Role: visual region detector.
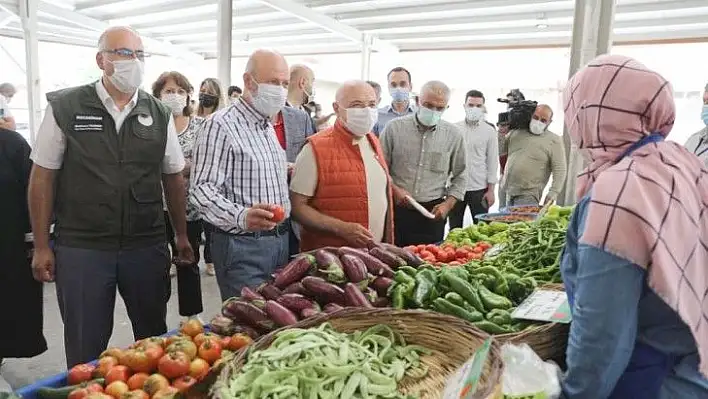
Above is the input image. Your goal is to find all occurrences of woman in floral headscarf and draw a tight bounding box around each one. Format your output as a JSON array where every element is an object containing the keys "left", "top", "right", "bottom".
[{"left": 559, "top": 54, "right": 708, "bottom": 398}]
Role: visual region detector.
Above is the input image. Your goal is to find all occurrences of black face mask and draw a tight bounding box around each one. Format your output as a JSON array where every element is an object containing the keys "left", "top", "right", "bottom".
[{"left": 199, "top": 93, "right": 217, "bottom": 108}]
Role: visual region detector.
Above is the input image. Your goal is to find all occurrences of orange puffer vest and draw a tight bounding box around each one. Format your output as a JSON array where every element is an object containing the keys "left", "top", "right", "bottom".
[{"left": 299, "top": 122, "right": 394, "bottom": 252}]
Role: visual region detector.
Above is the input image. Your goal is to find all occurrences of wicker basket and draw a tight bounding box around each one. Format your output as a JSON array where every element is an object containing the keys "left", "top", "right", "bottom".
[
  {"left": 211, "top": 308, "right": 504, "bottom": 399},
  {"left": 496, "top": 283, "right": 569, "bottom": 362}
]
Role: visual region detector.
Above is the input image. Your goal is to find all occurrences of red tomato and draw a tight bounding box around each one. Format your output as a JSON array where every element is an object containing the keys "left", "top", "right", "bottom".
[
  {"left": 179, "top": 319, "right": 204, "bottom": 338},
  {"left": 422, "top": 255, "right": 436, "bottom": 263},
  {"left": 166, "top": 340, "right": 198, "bottom": 361},
  {"left": 120, "top": 390, "right": 149, "bottom": 399},
  {"left": 142, "top": 374, "right": 169, "bottom": 397},
  {"left": 68, "top": 364, "right": 96, "bottom": 385},
  {"left": 105, "top": 381, "right": 130, "bottom": 399},
  {"left": 470, "top": 253, "right": 482, "bottom": 260},
  {"left": 271, "top": 205, "right": 285, "bottom": 222},
  {"left": 415, "top": 244, "right": 426, "bottom": 251},
  {"left": 94, "top": 356, "right": 119, "bottom": 378},
  {"left": 228, "top": 333, "right": 253, "bottom": 351},
  {"left": 193, "top": 332, "right": 220, "bottom": 347},
  {"left": 126, "top": 373, "right": 150, "bottom": 391},
  {"left": 120, "top": 348, "right": 152, "bottom": 374},
  {"left": 157, "top": 352, "right": 190, "bottom": 379},
  {"left": 188, "top": 358, "right": 210, "bottom": 381},
  {"left": 172, "top": 375, "right": 198, "bottom": 392},
  {"left": 198, "top": 340, "right": 223, "bottom": 365},
  {"left": 105, "top": 365, "right": 132, "bottom": 385},
  {"left": 455, "top": 248, "right": 469, "bottom": 258}
]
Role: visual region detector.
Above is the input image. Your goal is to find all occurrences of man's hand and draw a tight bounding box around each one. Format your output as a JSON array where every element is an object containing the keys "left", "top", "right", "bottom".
[
  {"left": 245, "top": 204, "right": 280, "bottom": 231},
  {"left": 431, "top": 201, "right": 454, "bottom": 220},
  {"left": 174, "top": 234, "right": 195, "bottom": 266},
  {"left": 484, "top": 189, "right": 496, "bottom": 208},
  {"left": 32, "top": 247, "right": 55, "bottom": 282},
  {"left": 337, "top": 222, "right": 374, "bottom": 248},
  {"left": 392, "top": 185, "right": 412, "bottom": 207}
]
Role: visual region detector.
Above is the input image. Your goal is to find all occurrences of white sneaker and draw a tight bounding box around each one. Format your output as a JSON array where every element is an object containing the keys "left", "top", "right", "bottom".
[
  {"left": 205, "top": 263, "right": 215, "bottom": 276},
  {"left": 186, "top": 315, "right": 204, "bottom": 324},
  {"left": 170, "top": 264, "right": 177, "bottom": 277}
]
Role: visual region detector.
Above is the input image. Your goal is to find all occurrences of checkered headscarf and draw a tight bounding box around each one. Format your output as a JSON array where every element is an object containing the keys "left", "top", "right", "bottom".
[{"left": 564, "top": 54, "right": 708, "bottom": 377}]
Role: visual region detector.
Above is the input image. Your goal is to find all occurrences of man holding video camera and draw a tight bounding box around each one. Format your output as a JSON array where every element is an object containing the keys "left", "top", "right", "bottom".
[{"left": 500, "top": 101, "right": 566, "bottom": 206}]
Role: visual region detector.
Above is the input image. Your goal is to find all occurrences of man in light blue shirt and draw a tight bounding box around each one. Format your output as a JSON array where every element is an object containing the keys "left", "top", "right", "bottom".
[{"left": 372, "top": 67, "right": 415, "bottom": 136}]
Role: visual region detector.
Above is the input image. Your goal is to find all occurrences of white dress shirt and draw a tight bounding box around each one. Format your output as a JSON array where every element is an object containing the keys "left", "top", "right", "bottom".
[
  {"left": 455, "top": 119, "right": 499, "bottom": 191},
  {"left": 30, "top": 80, "right": 184, "bottom": 173}
]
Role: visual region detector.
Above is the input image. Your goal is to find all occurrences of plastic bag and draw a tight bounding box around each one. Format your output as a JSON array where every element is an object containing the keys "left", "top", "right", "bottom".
[{"left": 501, "top": 343, "right": 561, "bottom": 399}]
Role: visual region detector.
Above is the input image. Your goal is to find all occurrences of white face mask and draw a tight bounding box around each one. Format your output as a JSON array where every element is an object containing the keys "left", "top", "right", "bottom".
[
  {"left": 465, "top": 106, "right": 484, "bottom": 122},
  {"left": 252, "top": 82, "right": 287, "bottom": 117},
  {"left": 344, "top": 107, "right": 378, "bottom": 136},
  {"left": 161, "top": 93, "right": 187, "bottom": 115},
  {"left": 529, "top": 119, "right": 547, "bottom": 135},
  {"left": 107, "top": 59, "right": 144, "bottom": 94}
]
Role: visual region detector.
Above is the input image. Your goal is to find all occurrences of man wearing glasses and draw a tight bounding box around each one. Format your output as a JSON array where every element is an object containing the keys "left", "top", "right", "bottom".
[{"left": 28, "top": 26, "right": 193, "bottom": 367}]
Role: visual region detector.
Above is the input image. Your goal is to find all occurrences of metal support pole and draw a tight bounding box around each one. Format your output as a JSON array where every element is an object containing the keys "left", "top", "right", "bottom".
[
  {"left": 558, "top": 0, "right": 616, "bottom": 205},
  {"left": 217, "top": 0, "right": 233, "bottom": 88},
  {"left": 360, "top": 33, "right": 372, "bottom": 81},
  {"left": 20, "top": 0, "right": 41, "bottom": 145}
]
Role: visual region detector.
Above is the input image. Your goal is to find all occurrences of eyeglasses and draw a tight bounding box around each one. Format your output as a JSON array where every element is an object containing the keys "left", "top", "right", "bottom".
[{"left": 102, "top": 48, "right": 150, "bottom": 61}]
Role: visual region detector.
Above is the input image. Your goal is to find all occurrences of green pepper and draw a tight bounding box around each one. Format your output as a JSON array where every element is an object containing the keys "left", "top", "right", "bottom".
[
  {"left": 486, "top": 309, "right": 512, "bottom": 325},
  {"left": 391, "top": 285, "right": 406, "bottom": 309},
  {"left": 399, "top": 266, "right": 418, "bottom": 277},
  {"left": 446, "top": 266, "right": 470, "bottom": 281},
  {"left": 441, "top": 272, "right": 483, "bottom": 311},
  {"left": 413, "top": 270, "right": 435, "bottom": 307},
  {"left": 444, "top": 292, "right": 466, "bottom": 307},
  {"left": 473, "top": 320, "right": 511, "bottom": 335},
  {"left": 427, "top": 285, "right": 440, "bottom": 305},
  {"left": 432, "top": 298, "right": 484, "bottom": 323},
  {"left": 394, "top": 270, "right": 416, "bottom": 285},
  {"left": 477, "top": 284, "right": 513, "bottom": 310}
]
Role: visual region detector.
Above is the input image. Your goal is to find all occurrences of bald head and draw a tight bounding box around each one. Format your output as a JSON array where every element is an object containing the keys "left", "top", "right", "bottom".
[
  {"left": 287, "top": 64, "right": 315, "bottom": 107},
  {"left": 533, "top": 104, "right": 554, "bottom": 125},
  {"left": 243, "top": 49, "right": 289, "bottom": 98},
  {"left": 95, "top": 26, "right": 144, "bottom": 94},
  {"left": 334, "top": 80, "right": 377, "bottom": 125},
  {"left": 97, "top": 26, "right": 142, "bottom": 52},
  {"left": 0, "top": 82, "right": 16, "bottom": 99}
]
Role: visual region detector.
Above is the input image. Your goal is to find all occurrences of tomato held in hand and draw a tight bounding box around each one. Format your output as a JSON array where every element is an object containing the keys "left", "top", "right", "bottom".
[
  {"left": 271, "top": 205, "right": 285, "bottom": 223},
  {"left": 68, "top": 364, "right": 96, "bottom": 385}
]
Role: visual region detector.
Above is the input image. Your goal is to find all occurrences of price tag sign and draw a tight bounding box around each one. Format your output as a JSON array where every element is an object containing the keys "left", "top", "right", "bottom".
[
  {"left": 511, "top": 290, "right": 571, "bottom": 324},
  {"left": 443, "top": 338, "right": 492, "bottom": 399}
]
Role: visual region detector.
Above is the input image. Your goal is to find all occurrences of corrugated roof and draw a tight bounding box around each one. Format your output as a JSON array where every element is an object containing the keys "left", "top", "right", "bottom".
[{"left": 0, "top": 0, "right": 707, "bottom": 61}]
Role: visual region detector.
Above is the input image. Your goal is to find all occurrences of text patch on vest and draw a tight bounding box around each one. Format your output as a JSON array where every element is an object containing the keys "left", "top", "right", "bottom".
[{"left": 73, "top": 114, "right": 104, "bottom": 132}]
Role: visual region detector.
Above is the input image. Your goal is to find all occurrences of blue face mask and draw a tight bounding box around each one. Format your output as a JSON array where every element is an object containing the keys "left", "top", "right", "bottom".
[
  {"left": 702, "top": 104, "right": 708, "bottom": 126},
  {"left": 418, "top": 106, "right": 443, "bottom": 127},
  {"left": 389, "top": 87, "right": 409, "bottom": 103}
]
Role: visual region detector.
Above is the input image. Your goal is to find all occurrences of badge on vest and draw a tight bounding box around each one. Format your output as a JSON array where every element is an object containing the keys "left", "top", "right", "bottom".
[
  {"left": 138, "top": 114, "right": 153, "bottom": 127},
  {"left": 74, "top": 114, "right": 104, "bottom": 131}
]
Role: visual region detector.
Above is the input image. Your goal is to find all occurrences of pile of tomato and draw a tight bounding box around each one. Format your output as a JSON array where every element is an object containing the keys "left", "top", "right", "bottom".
[
  {"left": 63, "top": 319, "right": 252, "bottom": 399},
  {"left": 404, "top": 242, "right": 492, "bottom": 266}
]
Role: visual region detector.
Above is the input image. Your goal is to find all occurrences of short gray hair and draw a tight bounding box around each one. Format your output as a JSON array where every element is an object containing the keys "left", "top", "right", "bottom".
[
  {"left": 97, "top": 26, "right": 139, "bottom": 50},
  {"left": 420, "top": 80, "right": 451, "bottom": 102}
]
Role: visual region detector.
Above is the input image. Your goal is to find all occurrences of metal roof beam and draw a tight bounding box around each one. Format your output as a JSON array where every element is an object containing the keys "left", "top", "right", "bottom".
[
  {"left": 88, "top": 0, "right": 217, "bottom": 20},
  {"left": 34, "top": 0, "right": 203, "bottom": 63},
  {"left": 255, "top": 0, "right": 398, "bottom": 53},
  {"left": 74, "top": 0, "right": 125, "bottom": 11}
]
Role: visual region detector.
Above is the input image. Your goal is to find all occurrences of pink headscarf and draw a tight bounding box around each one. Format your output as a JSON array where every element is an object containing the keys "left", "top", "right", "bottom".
[{"left": 563, "top": 54, "right": 708, "bottom": 377}]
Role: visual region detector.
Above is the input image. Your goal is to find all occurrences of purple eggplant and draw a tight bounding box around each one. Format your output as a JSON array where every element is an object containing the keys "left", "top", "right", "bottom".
[
  {"left": 277, "top": 293, "right": 319, "bottom": 313},
  {"left": 314, "top": 249, "right": 346, "bottom": 283},
  {"left": 230, "top": 324, "right": 261, "bottom": 339},
  {"left": 221, "top": 297, "right": 242, "bottom": 320},
  {"left": 371, "top": 276, "right": 394, "bottom": 297},
  {"left": 373, "top": 297, "right": 391, "bottom": 308},
  {"left": 324, "top": 303, "right": 344, "bottom": 313},
  {"left": 369, "top": 247, "right": 407, "bottom": 268},
  {"left": 264, "top": 300, "right": 299, "bottom": 327},
  {"left": 273, "top": 254, "right": 315, "bottom": 288},
  {"left": 241, "top": 286, "right": 264, "bottom": 302},
  {"left": 229, "top": 300, "right": 276, "bottom": 331},
  {"left": 283, "top": 282, "right": 309, "bottom": 295},
  {"left": 302, "top": 276, "right": 346, "bottom": 305},
  {"left": 338, "top": 247, "right": 394, "bottom": 277},
  {"left": 209, "top": 315, "right": 236, "bottom": 336},
  {"left": 380, "top": 243, "right": 424, "bottom": 266},
  {"left": 257, "top": 283, "right": 283, "bottom": 300},
  {"left": 344, "top": 282, "right": 373, "bottom": 308},
  {"left": 300, "top": 308, "right": 321, "bottom": 319},
  {"left": 340, "top": 254, "right": 368, "bottom": 284}
]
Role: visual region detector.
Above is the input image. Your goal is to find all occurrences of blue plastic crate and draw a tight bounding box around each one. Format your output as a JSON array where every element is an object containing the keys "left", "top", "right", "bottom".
[{"left": 474, "top": 212, "right": 538, "bottom": 223}]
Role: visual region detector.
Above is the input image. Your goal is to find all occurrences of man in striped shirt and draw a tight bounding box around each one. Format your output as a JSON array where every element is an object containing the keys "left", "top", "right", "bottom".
[{"left": 190, "top": 49, "right": 291, "bottom": 301}]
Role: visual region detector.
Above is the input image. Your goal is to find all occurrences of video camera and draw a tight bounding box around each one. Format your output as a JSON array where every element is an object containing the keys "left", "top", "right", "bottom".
[{"left": 496, "top": 89, "right": 538, "bottom": 130}]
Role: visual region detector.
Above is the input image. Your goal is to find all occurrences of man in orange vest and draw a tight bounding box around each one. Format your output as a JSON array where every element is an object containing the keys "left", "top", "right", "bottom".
[{"left": 289, "top": 80, "right": 394, "bottom": 252}]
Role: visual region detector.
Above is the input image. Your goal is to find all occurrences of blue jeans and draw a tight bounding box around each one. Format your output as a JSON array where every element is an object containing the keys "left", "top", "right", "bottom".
[{"left": 211, "top": 231, "right": 289, "bottom": 301}]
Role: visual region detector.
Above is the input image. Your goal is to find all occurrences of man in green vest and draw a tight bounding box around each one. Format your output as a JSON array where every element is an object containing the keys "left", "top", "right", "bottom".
[{"left": 27, "top": 26, "right": 194, "bottom": 367}]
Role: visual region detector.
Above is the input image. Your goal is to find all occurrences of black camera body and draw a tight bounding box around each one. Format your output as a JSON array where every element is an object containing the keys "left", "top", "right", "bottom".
[{"left": 497, "top": 89, "right": 537, "bottom": 130}]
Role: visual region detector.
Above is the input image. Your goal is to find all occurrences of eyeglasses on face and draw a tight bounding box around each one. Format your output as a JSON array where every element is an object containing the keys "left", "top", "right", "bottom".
[{"left": 102, "top": 48, "right": 149, "bottom": 61}]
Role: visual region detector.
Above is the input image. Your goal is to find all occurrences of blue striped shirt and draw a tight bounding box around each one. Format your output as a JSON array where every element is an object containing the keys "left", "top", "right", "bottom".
[{"left": 189, "top": 98, "right": 290, "bottom": 233}]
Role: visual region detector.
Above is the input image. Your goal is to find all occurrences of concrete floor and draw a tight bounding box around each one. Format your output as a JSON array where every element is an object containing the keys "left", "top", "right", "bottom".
[{"left": 1, "top": 263, "right": 223, "bottom": 390}]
